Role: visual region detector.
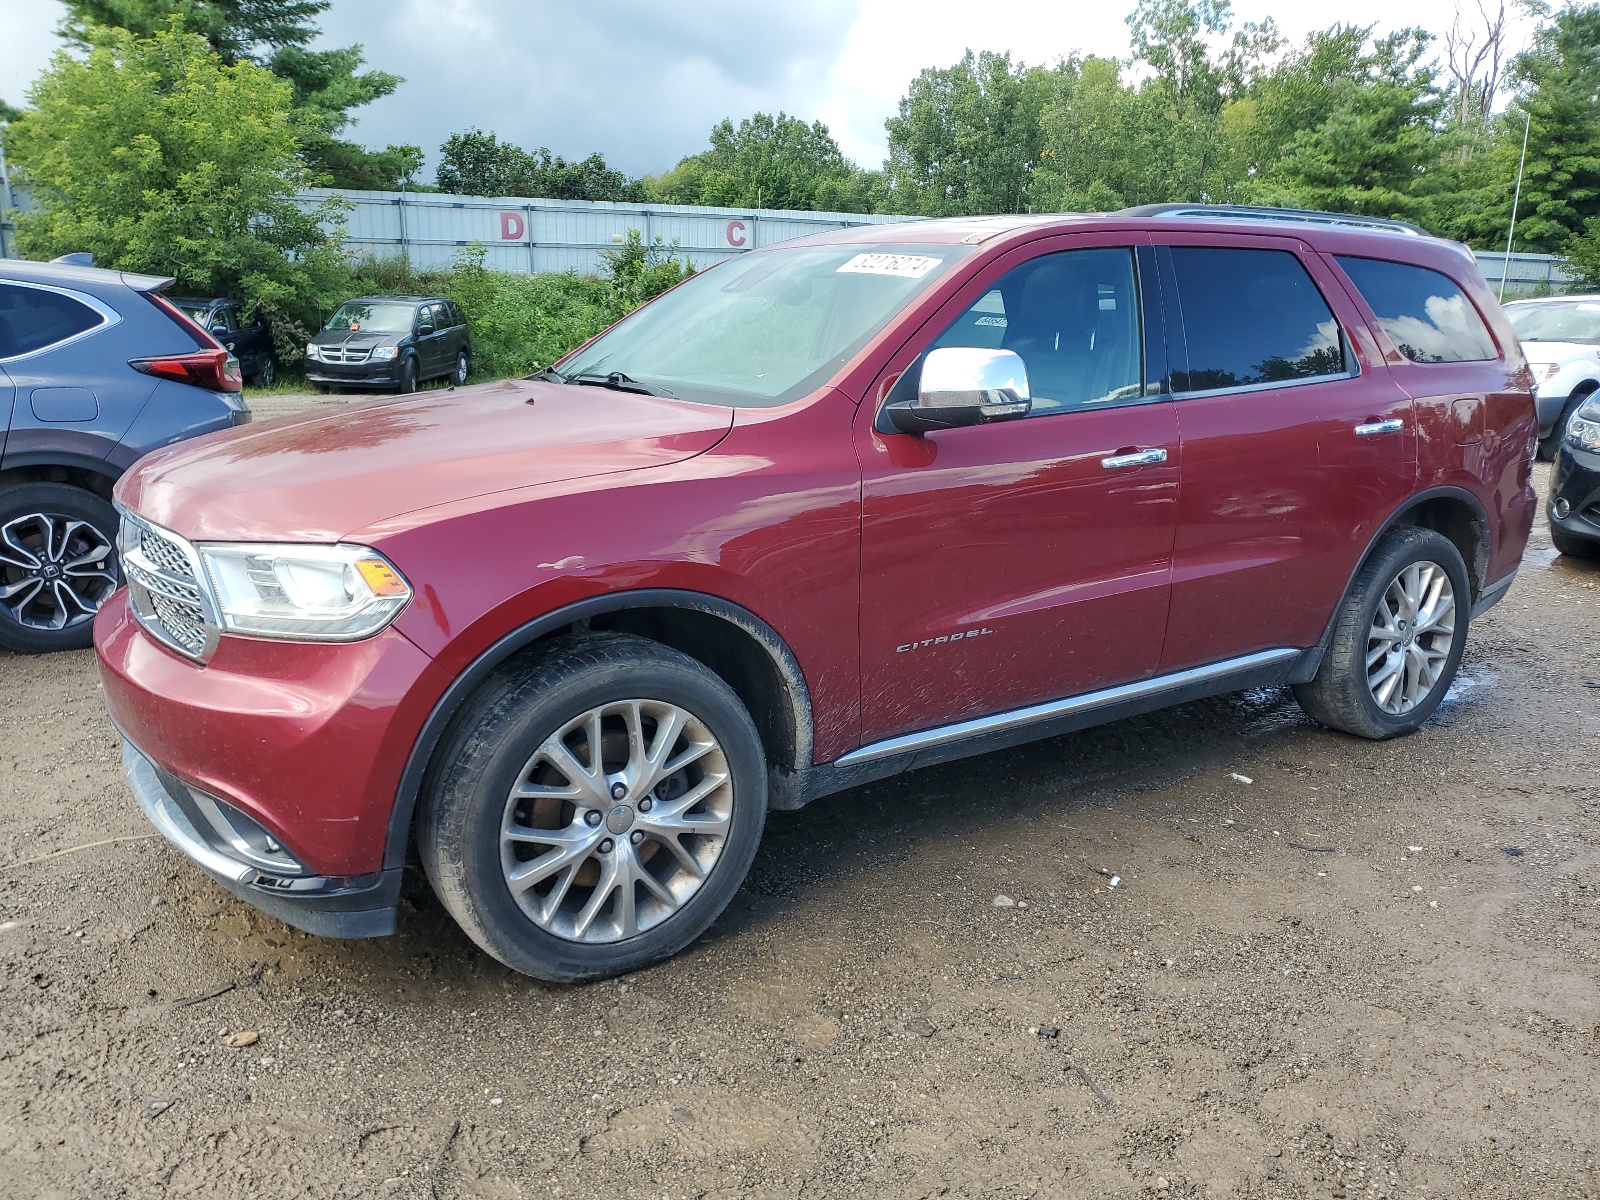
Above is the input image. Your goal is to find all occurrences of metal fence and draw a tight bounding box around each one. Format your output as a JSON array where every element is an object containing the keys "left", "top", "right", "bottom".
[
  {"left": 295, "top": 188, "right": 921, "bottom": 274},
  {"left": 295, "top": 189, "right": 1583, "bottom": 298},
  {"left": 1472, "top": 250, "right": 1578, "bottom": 297}
]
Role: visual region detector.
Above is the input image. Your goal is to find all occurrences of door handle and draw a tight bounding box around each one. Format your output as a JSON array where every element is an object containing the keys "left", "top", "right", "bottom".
[
  {"left": 1354, "top": 418, "right": 1404, "bottom": 437},
  {"left": 1101, "top": 448, "right": 1168, "bottom": 470}
]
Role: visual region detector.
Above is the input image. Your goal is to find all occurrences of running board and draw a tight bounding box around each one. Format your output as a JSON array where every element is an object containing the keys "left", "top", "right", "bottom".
[{"left": 791, "top": 648, "right": 1303, "bottom": 808}]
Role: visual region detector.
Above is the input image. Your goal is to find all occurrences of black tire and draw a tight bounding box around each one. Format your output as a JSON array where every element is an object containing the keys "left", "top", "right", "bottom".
[
  {"left": 452, "top": 350, "right": 469, "bottom": 387},
  {"left": 1293, "top": 526, "right": 1471, "bottom": 740},
  {"left": 1551, "top": 525, "right": 1600, "bottom": 558},
  {"left": 0, "top": 483, "right": 121, "bottom": 655},
  {"left": 1538, "top": 392, "right": 1588, "bottom": 461},
  {"left": 417, "top": 632, "right": 768, "bottom": 982},
  {"left": 254, "top": 357, "right": 277, "bottom": 388},
  {"left": 399, "top": 355, "right": 419, "bottom": 394}
]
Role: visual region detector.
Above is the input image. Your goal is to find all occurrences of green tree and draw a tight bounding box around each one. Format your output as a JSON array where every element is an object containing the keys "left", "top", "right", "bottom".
[
  {"left": 9, "top": 23, "right": 347, "bottom": 359},
  {"left": 885, "top": 50, "right": 1054, "bottom": 216},
  {"left": 58, "top": 0, "right": 419, "bottom": 190},
  {"left": 647, "top": 112, "right": 882, "bottom": 212},
  {"left": 1250, "top": 30, "right": 1446, "bottom": 221},
  {"left": 436, "top": 129, "right": 643, "bottom": 201},
  {"left": 1499, "top": 3, "right": 1600, "bottom": 254}
]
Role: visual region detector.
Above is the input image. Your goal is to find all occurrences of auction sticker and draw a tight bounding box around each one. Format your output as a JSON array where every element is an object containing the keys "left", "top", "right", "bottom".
[{"left": 837, "top": 253, "right": 942, "bottom": 278}]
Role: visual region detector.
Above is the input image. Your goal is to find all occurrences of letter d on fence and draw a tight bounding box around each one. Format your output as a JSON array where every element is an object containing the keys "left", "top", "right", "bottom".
[{"left": 500, "top": 211, "right": 525, "bottom": 240}]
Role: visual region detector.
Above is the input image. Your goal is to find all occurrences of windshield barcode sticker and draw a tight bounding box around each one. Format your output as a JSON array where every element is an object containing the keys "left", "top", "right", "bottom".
[{"left": 837, "top": 253, "right": 942, "bottom": 278}]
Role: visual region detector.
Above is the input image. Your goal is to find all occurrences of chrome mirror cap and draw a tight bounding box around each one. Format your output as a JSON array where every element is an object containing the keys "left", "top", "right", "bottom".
[{"left": 886, "top": 346, "right": 1032, "bottom": 434}]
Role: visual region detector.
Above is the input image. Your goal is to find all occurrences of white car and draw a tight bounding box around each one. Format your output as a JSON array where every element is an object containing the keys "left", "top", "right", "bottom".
[{"left": 1503, "top": 296, "right": 1600, "bottom": 459}]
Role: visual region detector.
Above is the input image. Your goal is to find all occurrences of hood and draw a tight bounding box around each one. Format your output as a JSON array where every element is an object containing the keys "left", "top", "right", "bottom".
[
  {"left": 312, "top": 328, "right": 405, "bottom": 347},
  {"left": 118, "top": 378, "right": 734, "bottom": 542},
  {"left": 1519, "top": 339, "right": 1599, "bottom": 363}
]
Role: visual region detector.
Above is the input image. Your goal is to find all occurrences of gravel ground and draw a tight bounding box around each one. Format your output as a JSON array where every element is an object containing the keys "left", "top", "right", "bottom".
[{"left": 1, "top": 448, "right": 1597, "bottom": 1199}]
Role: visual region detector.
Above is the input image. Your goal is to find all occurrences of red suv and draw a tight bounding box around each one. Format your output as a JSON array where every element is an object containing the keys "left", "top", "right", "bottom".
[{"left": 97, "top": 206, "right": 1537, "bottom": 981}]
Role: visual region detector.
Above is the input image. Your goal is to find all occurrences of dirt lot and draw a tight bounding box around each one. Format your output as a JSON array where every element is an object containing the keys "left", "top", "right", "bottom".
[{"left": 2, "top": 450, "right": 1597, "bottom": 1199}]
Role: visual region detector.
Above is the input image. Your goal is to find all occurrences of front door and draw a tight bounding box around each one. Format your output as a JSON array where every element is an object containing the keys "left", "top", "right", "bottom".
[
  {"left": 856, "top": 237, "right": 1181, "bottom": 744},
  {"left": 1150, "top": 237, "right": 1417, "bottom": 670}
]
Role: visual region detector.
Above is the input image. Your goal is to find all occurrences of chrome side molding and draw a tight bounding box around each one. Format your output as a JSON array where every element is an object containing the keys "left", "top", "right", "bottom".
[{"left": 836, "top": 648, "right": 1301, "bottom": 768}]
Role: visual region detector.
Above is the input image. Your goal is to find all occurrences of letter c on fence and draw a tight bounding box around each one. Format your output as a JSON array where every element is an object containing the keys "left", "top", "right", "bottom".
[
  {"left": 725, "top": 220, "right": 747, "bottom": 248},
  {"left": 500, "top": 211, "right": 525, "bottom": 241}
]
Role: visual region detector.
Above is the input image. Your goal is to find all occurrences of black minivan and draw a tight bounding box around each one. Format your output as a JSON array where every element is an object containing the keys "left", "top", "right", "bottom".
[{"left": 305, "top": 296, "right": 470, "bottom": 393}]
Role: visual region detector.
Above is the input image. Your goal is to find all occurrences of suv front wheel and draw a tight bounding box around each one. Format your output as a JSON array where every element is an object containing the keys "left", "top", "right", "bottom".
[
  {"left": 418, "top": 633, "right": 767, "bottom": 982},
  {"left": 1294, "top": 526, "right": 1470, "bottom": 739},
  {"left": 0, "top": 482, "right": 121, "bottom": 654}
]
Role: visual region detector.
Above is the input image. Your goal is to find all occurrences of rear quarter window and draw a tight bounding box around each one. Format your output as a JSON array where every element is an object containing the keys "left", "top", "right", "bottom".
[
  {"left": 1335, "top": 256, "right": 1497, "bottom": 363},
  {"left": 0, "top": 283, "right": 105, "bottom": 358}
]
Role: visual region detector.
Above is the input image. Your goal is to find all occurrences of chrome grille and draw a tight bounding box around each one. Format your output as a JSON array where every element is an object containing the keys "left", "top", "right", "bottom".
[
  {"left": 140, "top": 528, "right": 194, "bottom": 578},
  {"left": 122, "top": 516, "right": 214, "bottom": 659},
  {"left": 318, "top": 346, "right": 371, "bottom": 364}
]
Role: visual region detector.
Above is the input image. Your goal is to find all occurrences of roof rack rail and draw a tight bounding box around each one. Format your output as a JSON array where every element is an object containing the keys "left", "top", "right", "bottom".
[{"left": 1120, "top": 203, "right": 1427, "bottom": 237}]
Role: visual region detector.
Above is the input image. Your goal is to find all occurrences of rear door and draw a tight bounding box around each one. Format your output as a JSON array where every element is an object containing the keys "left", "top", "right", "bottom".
[{"left": 1151, "top": 235, "right": 1416, "bottom": 669}]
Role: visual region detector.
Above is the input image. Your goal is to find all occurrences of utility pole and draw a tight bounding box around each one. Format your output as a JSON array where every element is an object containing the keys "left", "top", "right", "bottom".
[{"left": 1499, "top": 107, "right": 1532, "bottom": 302}]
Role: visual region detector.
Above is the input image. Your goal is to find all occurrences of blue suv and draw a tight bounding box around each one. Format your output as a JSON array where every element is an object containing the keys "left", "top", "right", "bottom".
[{"left": 0, "top": 258, "right": 251, "bottom": 653}]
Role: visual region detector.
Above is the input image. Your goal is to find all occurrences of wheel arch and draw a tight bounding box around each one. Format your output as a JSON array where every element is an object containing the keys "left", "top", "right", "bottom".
[
  {"left": 0, "top": 455, "right": 121, "bottom": 503},
  {"left": 1290, "top": 486, "right": 1490, "bottom": 685},
  {"left": 385, "top": 589, "right": 815, "bottom": 870}
]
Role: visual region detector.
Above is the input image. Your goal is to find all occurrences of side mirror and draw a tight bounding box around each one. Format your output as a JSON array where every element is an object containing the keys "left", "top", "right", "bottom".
[
  {"left": 416, "top": 323, "right": 434, "bottom": 336},
  {"left": 884, "top": 346, "right": 1031, "bottom": 435}
]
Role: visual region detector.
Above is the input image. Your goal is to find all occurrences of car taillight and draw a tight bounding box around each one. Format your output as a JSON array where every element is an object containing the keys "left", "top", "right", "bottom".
[{"left": 129, "top": 348, "right": 243, "bottom": 392}]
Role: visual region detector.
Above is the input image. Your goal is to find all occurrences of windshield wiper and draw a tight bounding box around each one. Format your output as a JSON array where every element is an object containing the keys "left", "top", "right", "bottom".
[{"left": 564, "top": 371, "right": 675, "bottom": 398}]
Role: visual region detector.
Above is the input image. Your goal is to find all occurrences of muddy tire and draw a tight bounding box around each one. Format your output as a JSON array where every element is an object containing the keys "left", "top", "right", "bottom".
[
  {"left": 417, "top": 633, "right": 767, "bottom": 982},
  {"left": 1293, "top": 527, "right": 1470, "bottom": 740}
]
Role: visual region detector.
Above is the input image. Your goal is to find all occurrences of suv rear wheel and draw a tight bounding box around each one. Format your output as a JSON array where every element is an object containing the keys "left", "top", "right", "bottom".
[
  {"left": 418, "top": 633, "right": 767, "bottom": 982},
  {"left": 1294, "top": 527, "right": 1470, "bottom": 739},
  {"left": 0, "top": 482, "right": 121, "bottom": 654}
]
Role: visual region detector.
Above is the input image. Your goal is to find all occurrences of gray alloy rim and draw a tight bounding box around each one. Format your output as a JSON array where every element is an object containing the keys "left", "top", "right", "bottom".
[
  {"left": 455, "top": 352, "right": 468, "bottom": 384},
  {"left": 260, "top": 358, "right": 276, "bottom": 386},
  {"left": 500, "top": 699, "right": 733, "bottom": 944},
  {"left": 1366, "top": 560, "right": 1456, "bottom": 715},
  {"left": 0, "top": 512, "right": 118, "bottom": 631}
]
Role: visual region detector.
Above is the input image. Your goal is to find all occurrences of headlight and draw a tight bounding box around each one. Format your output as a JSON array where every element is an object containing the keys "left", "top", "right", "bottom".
[
  {"left": 370, "top": 345, "right": 398, "bottom": 361},
  {"left": 197, "top": 543, "right": 412, "bottom": 641},
  {"left": 305, "top": 343, "right": 321, "bottom": 361},
  {"left": 1567, "top": 394, "right": 1600, "bottom": 454}
]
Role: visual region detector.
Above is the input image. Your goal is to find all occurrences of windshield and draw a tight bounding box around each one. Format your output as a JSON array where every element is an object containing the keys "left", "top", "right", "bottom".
[
  {"left": 1505, "top": 300, "right": 1600, "bottom": 344},
  {"left": 558, "top": 243, "right": 970, "bottom": 406},
  {"left": 177, "top": 304, "right": 210, "bottom": 324},
  {"left": 324, "top": 301, "right": 416, "bottom": 334}
]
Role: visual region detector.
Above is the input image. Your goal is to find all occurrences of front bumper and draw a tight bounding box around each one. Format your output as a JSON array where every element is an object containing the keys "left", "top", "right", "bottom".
[
  {"left": 121, "top": 739, "right": 400, "bottom": 937},
  {"left": 96, "top": 588, "right": 436, "bottom": 882},
  {"left": 305, "top": 359, "right": 401, "bottom": 388},
  {"left": 1550, "top": 443, "right": 1600, "bottom": 547}
]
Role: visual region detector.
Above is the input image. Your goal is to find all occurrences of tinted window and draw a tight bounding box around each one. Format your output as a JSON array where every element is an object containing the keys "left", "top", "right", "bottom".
[
  {"left": 1168, "top": 248, "right": 1346, "bottom": 391},
  {"left": 0, "top": 284, "right": 104, "bottom": 358},
  {"left": 210, "top": 306, "right": 237, "bottom": 333},
  {"left": 1336, "top": 257, "right": 1496, "bottom": 363},
  {"left": 932, "top": 247, "right": 1143, "bottom": 414}
]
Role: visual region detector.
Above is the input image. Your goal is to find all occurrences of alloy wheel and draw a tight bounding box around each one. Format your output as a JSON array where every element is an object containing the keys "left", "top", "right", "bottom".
[
  {"left": 499, "top": 699, "right": 733, "bottom": 943},
  {"left": 454, "top": 352, "right": 469, "bottom": 385},
  {"left": 1366, "top": 560, "right": 1456, "bottom": 715},
  {"left": 0, "top": 512, "right": 118, "bottom": 631}
]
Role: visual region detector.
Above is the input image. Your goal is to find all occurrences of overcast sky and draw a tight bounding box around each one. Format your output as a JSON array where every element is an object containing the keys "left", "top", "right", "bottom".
[{"left": 0, "top": 0, "right": 1537, "bottom": 178}]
